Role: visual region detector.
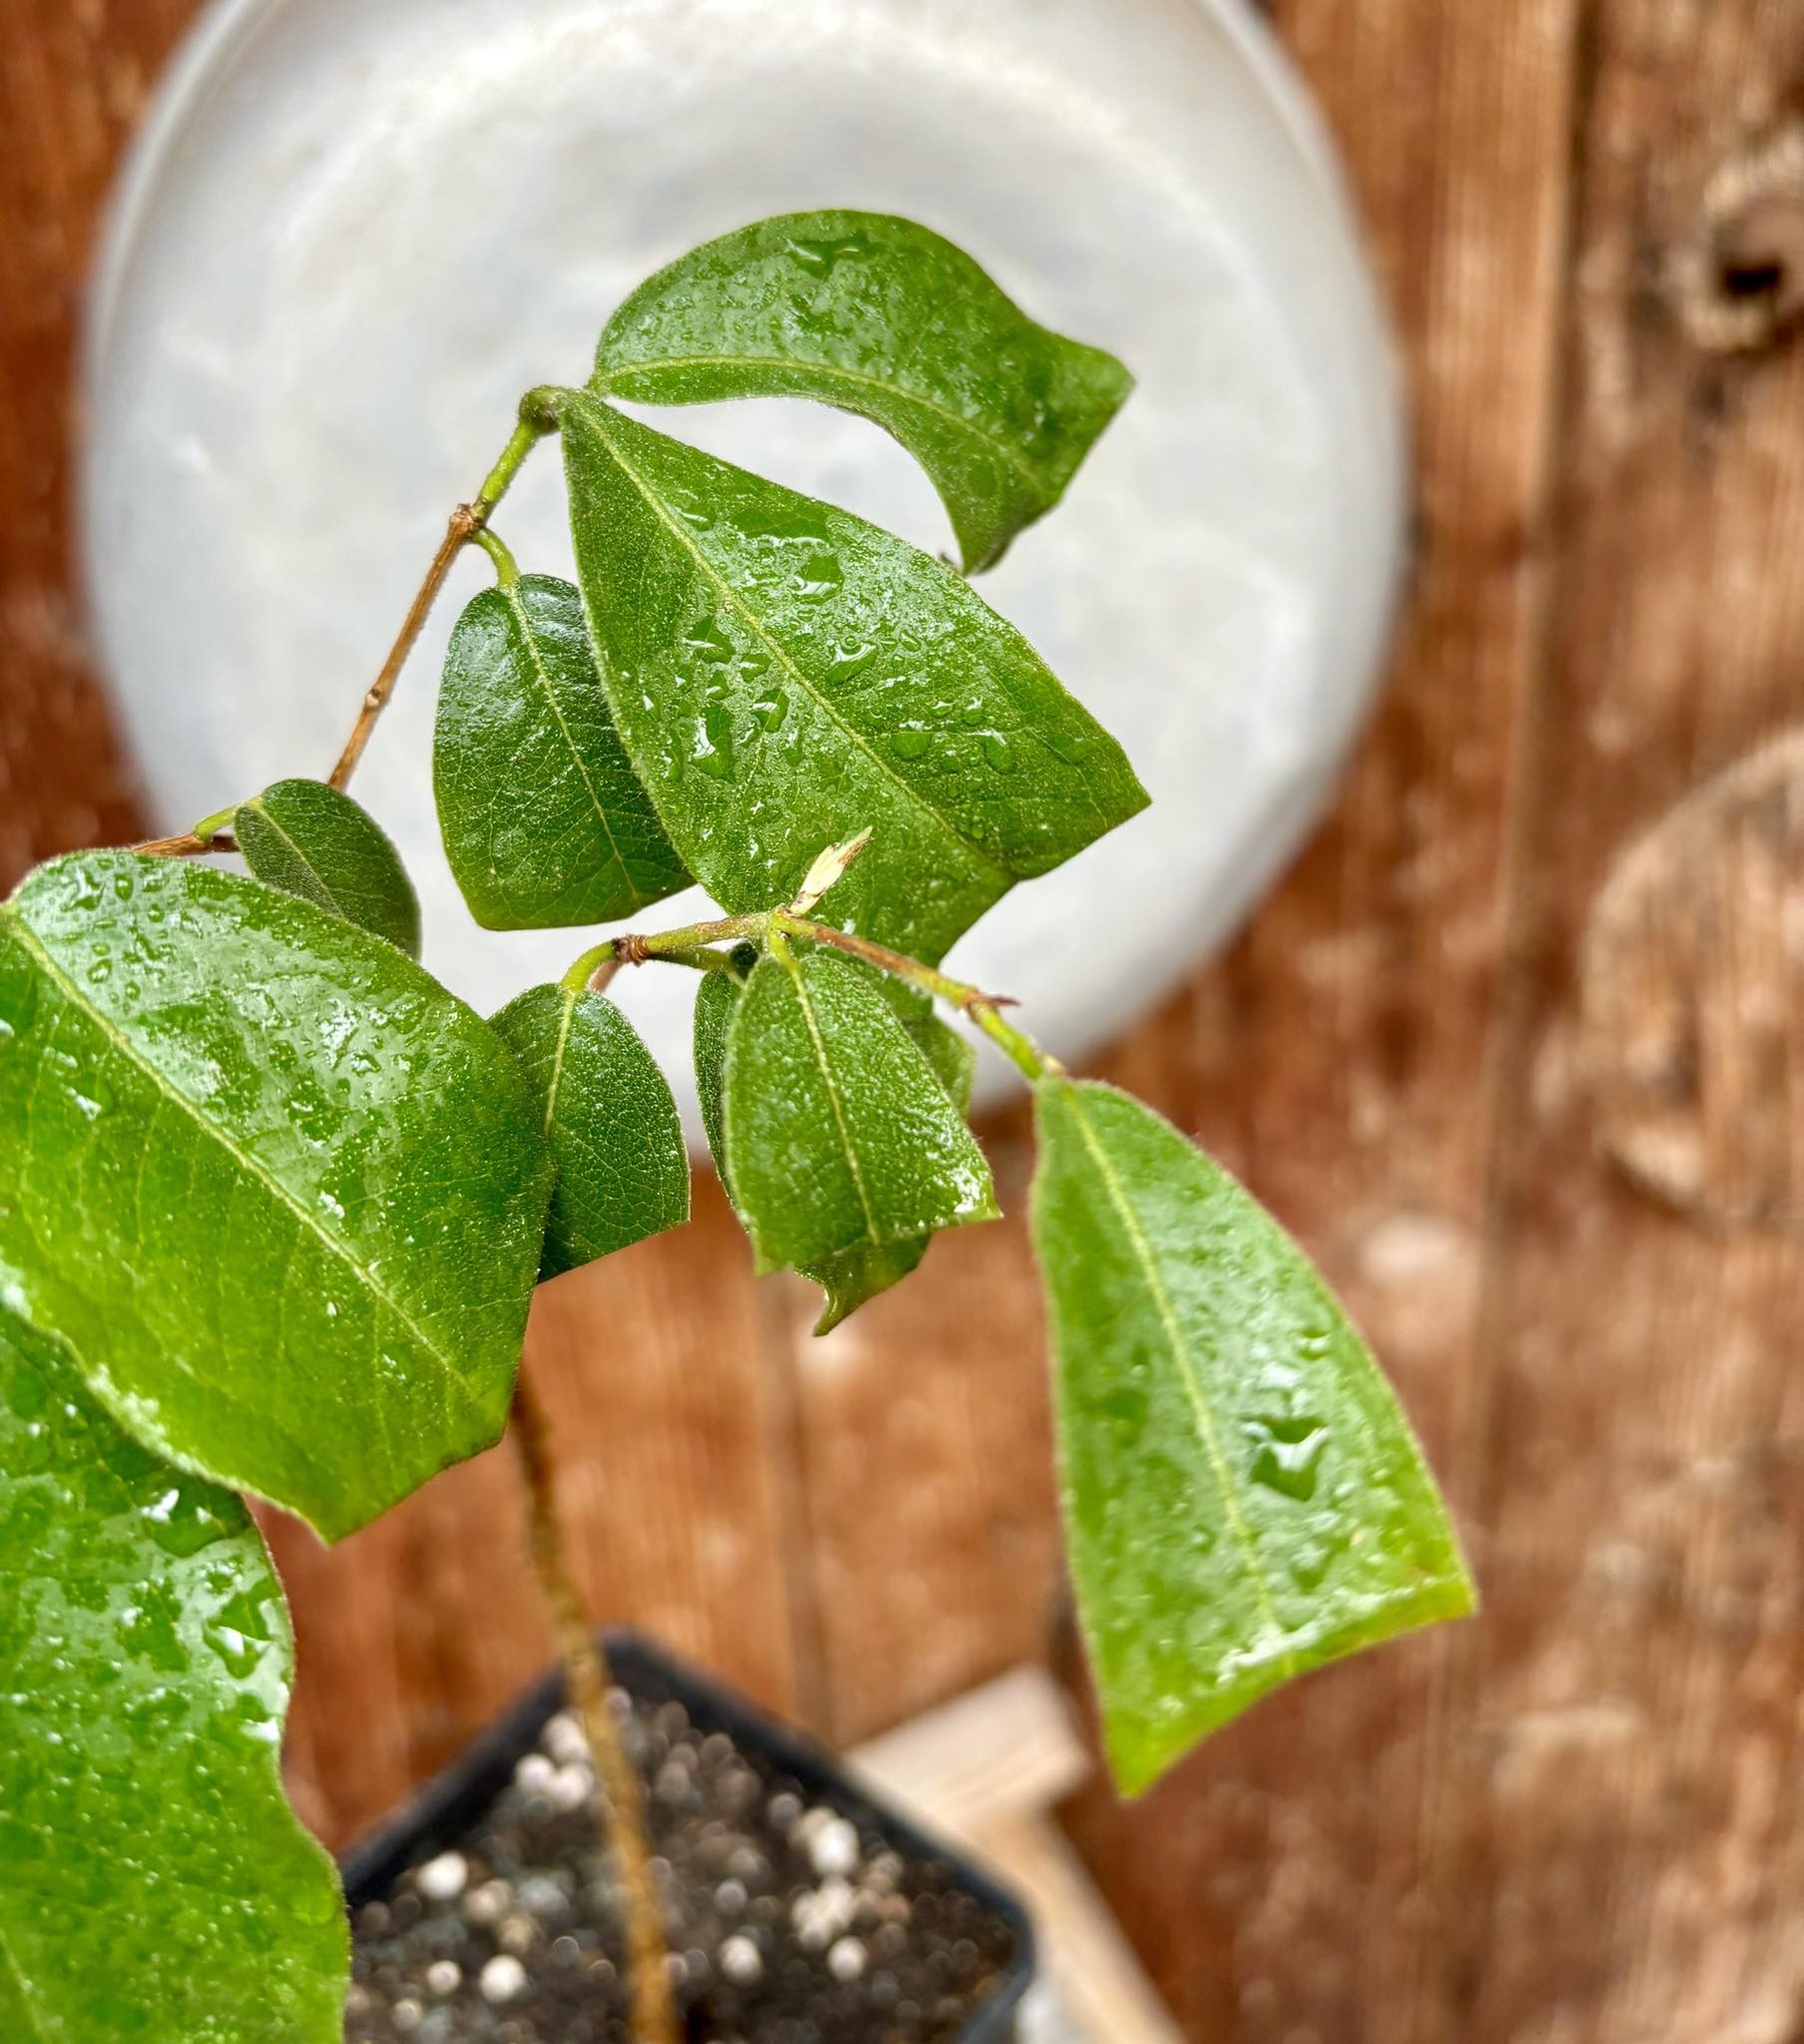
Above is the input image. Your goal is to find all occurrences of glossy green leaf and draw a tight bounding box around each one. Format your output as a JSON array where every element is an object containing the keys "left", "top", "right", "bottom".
[
  {"left": 721, "top": 947, "right": 996, "bottom": 1277},
  {"left": 234, "top": 777, "right": 421, "bottom": 957},
  {"left": 492, "top": 983, "right": 689, "bottom": 1279},
  {"left": 594, "top": 210, "right": 1132, "bottom": 572},
  {"left": 1031, "top": 1079, "right": 1475, "bottom": 1795},
  {"left": 562, "top": 395, "right": 1147, "bottom": 964},
  {"left": 692, "top": 955, "right": 754, "bottom": 1201},
  {"left": 802, "top": 978, "right": 981, "bottom": 1329},
  {"left": 435, "top": 575, "right": 690, "bottom": 929},
  {"left": 0, "top": 1306, "right": 346, "bottom": 2041},
  {"left": 699, "top": 959, "right": 978, "bottom": 1331},
  {"left": 882, "top": 977, "right": 979, "bottom": 1112},
  {"left": 0, "top": 851, "right": 553, "bottom": 1541}
]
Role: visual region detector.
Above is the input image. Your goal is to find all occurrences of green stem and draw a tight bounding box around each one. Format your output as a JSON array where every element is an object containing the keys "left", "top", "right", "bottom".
[
  {"left": 560, "top": 935, "right": 744, "bottom": 992},
  {"left": 473, "top": 526, "right": 520, "bottom": 586},
  {"left": 575, "top": 907, "right": 1058, "bottom": 1086},
  {"left": 561, "top": 942, "right": 616, "bottom": 993},
  {"left": 477, "top": 387, "right": 567, "bottom": 508},
  {"left": 189, "top": 804, "right": 240, "bottom": 842}
]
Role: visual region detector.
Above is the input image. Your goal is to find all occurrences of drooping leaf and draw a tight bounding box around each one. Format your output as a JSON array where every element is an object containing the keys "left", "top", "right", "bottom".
[
  {"left": 1030, "top": 1079, "right": 1475, "bottom": 1795},
  {"left": 562, "top": 395, "right": 1147, "bottom": 964},
  {"left": 593, "top": 210, "right": 1133, "bottom": 572},
  {"left": 233, "top": 777, "right": 421, "bottom": 957},
  {"left": 436, "top": 575, "right": 690, "bottom": 929},
  {"left": 698, "top": 957, "right": 979, "bottom": 1329},
  {"left": 692, "top": 954, "right": 754, "bottom": 1200},
  {"left": 492, "top": 983, "right": 689, "bottom": 1279},
  {"left": 801, "top": 1241, "right": 923, "bottom": 1336},
  {"left": 802, "top": 979, "right": 981, "bottom": 1333},
  {"left": 721, "top": 947, "right": 997, "bottom": 1276},
  {"left": 0, "top": 852, "right": 553, "bottom": 1541},
  {"left": 0, "top": 1306, "right": 347, "bottom": 2042}
]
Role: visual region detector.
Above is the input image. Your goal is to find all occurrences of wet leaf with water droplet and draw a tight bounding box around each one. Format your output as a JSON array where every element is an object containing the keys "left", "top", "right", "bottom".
[
  {"left": 492, "top": 984, "right": 688, "bottom": 1279},
  {"left": 692, "top": 951, "right": 756, "bottom": 1204},
  {"left": 802, "top": 980, "right": 977, "bottom": 1336},
  {"left": 698, "top": 957, "right": 977, "bottom": 1331},
  {"left": 0, "top": 1307, "right": 345, "bottom": 2040},
  {"left": 720, "top": 948, "right": 996, "bottom": 1279},
  {"left": 234, "top": 778, "right": 421, "bottom": 957},
  {"left": 1030, "top": 1079, "right": 1475, "bottom": 1794},
  {"left": 592, "top": 211, "right": 1132, "bottom": 571},
  {"left": 0, "top": 852, "right": 553, "bottom": 1540},
  {"left": 436, "top": 575, "right": 690, "bottom": 928},
  {"left": 563, "top": 396, "right": 1146, "bottom": 965}
]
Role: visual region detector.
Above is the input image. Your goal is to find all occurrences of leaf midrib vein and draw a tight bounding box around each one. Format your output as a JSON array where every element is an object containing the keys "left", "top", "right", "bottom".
[
  {"left": 504, "top": 590, "right": 641, "bottom": 900},
  {"left": 3, "top": 908, "right": 486, "bottom": 1418},
  {"left": 787, "top": 958, "right": 879, "bottom": 1245},
  {"left": 603, "top": 351, "right": 1045, "bottom": 493},
  {"left": 576, "top": 401, "right": 1014, "bottom": 889},
  {"left": 0, "top": 1915, "right": 53, "bottom": 2042},
  {"left": 241, "top": 802, "right": 353, "bottom": 924},
  {"left": 541, "top": 989, "right": 578, "bottom": 1140},
  {"left": 1063, "top": 1087, "right": 1291, "bottom": 1659}
]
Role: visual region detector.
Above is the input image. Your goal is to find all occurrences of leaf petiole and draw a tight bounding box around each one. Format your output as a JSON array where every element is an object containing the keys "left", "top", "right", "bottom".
[{"left": 471, "top": 526, "right": 520, "bottom": 587}]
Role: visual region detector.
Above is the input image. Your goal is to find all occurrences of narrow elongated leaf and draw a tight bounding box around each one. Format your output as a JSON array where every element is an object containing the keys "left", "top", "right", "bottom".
[
  {"left": 594, "top": 210, "right": 1133, "bottom": 571},
  {"left": 0, "top": 852, "right": 552, "bottom": 1541},
  {"left": 0, "top": 1307, "right": 346, "bottom": 2041},
  {"left": 493, "top": 983, "right": 689, "bottom": 1278},
  {"left": 234, "top": 777, "right": 420, "bottom": 957},
  {"left": 1031, "top": 1079, "right": 1474, "bottom": 1794},
  {"left": 436, "top": 575, "right": 690, "bottom": 929},
  {"left": 563, "top": 395, "right": 1147, "bottom": 964},
  {"left": 721, "top": 948, "right": 996, "bottom": 1275}
]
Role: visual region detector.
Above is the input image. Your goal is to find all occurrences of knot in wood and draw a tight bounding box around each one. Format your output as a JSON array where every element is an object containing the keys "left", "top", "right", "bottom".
[{"left": 1679, "top": 121, "right": 1804, "bottom": 353}]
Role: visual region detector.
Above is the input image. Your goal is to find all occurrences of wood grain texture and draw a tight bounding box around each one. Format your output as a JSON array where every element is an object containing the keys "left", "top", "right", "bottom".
[
  {"left": 1057, "top": 5, "right": 1582, "bottom": 2037},
  {"left": 1448, "top": 6, "right": 1804, "bottom": 2035},
  {"left": 1581, "top": 728, "right": 1804, "bottom": 1228},
  {"left": 0, "top": 0, "right": 182, "bottom": 873},
  {"left": 6, "top": 1, "right": 1804, "bottom": 2038}
]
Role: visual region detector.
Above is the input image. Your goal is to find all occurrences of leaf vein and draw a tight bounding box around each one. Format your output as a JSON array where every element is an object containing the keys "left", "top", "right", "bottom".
[
  {"left": 3, "top": 911, "right": 487, "bottom": 1422},
  {"left": 604, "top": 351, "right": 1045, "bottom": 493},
  {"left": 1062, "top": 1087, "right": 1291, "bottom": 1659},
  {"left": 578, "top": 403, "right": 1014, "bottom": 889}
]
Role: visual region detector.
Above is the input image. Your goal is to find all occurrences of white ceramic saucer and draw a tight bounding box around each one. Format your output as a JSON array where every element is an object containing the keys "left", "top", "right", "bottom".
[{"left": 83, "top": 0, "right": 1403, "bottom": 1138}]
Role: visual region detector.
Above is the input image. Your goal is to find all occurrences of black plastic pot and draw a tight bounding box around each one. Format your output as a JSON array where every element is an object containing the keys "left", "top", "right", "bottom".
[{"left": 342, "top": 1629, "right": 1035, "bottom": 2042}]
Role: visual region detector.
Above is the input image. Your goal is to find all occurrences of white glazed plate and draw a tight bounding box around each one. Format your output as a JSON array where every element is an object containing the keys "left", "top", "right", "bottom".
[{"left": 83, "top": 0, "right": 1404, "bottom": 1139}]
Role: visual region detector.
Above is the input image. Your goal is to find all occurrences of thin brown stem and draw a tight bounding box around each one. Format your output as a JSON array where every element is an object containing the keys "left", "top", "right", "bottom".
[
  {"left": 327, "top": 397, "right": 560, "bottom": 793},
  {"left": 511, "top": 1372, "right": 677, "bottom": 2044},
  {"left": 328, "top": 503, "right": 483, "bottom": 791}
]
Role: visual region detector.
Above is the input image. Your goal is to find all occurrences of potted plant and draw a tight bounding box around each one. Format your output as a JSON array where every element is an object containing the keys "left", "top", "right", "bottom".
[{"left": 0, "top": 211, "right": 1473, "bottom": 2042}]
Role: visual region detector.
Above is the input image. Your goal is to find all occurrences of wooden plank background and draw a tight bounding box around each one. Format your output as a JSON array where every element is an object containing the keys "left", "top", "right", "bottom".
[{"left": 4, "top": 2, "right": 1802, "bottom": 2036}]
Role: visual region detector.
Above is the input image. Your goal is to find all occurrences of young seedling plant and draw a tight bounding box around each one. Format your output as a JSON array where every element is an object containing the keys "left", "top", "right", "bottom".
[{"left": 0, "top": 212, "right": 1474, "bottom": 2042}]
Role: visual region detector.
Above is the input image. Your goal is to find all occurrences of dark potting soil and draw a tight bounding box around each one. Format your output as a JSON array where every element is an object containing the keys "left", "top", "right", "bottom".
[{"left": 344, "top": 1688, "right": 1019, "bottom": 2044}]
